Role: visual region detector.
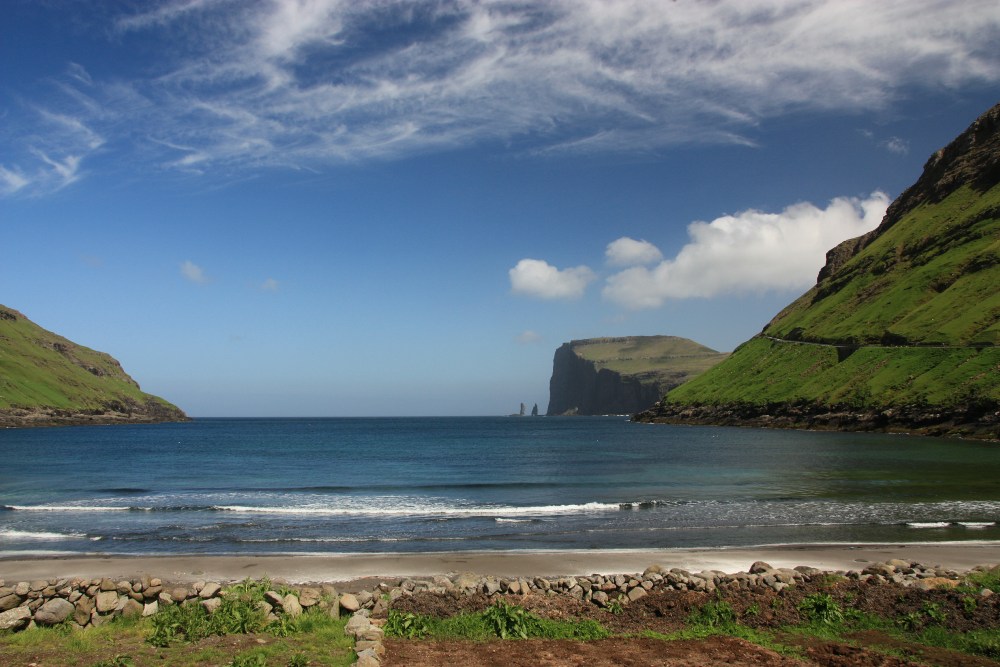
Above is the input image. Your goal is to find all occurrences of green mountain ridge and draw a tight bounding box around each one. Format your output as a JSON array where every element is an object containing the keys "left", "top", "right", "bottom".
[
  {"left": 637, "top": 102, "right": 1000, "bottom": 439},
  {"left": 0, "top": 305, "right": 187, "bottom": 428}
]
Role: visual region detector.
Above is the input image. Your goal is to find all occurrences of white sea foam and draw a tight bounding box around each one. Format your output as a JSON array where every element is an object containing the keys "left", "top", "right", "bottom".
[
  {"left": 0, "top": 529, "right": 87, "bottom": 540},
  {"left": 8, "top": 504, "right": 135, "bottom": 512},
  {"left": 906, "top": 522, "right": 951, "bottom": 528},
  {"left": 958, "top": 522, "right": 996, "bottom": 529},
  {"left": 214, "top": 501, "right": 618, "bottom": 517}
]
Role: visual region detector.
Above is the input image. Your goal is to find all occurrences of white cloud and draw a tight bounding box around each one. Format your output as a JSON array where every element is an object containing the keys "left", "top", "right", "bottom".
[
  {"left": 180, "top": 260, "right": 209, "bottom": 284},
  {"left": 516, "top": 330, "right": 542, "bottom": 344},
  {"left": 4, "top": 0, "right": 998, "bottom": 184},
  {"left": 0, "top": 165, "right": 30, "bottom": 195},
  {"left": 603, "top": 192, "right": 891, "bottom": 309},
  {"left": 509, "top": 259, "right": 595, "bottom": 300},
  {"left": 882, "top": 136, "right": 910, "bottom": 155},
  {"left": 260, "top": 277, "right": 280, "bottom": 292},
  {"left": 606, "top": 237, "right": 663, "bottom": 267}
]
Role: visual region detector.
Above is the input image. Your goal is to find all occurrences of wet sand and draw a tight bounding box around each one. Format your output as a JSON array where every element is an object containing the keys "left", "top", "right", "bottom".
[{"left": 2, "top": 543, "right": 998, "bottom": 585}]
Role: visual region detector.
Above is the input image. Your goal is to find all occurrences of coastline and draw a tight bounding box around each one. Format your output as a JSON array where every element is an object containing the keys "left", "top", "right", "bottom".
[{"left": 3, "top": 542, "right": 999, "bottom": 585}]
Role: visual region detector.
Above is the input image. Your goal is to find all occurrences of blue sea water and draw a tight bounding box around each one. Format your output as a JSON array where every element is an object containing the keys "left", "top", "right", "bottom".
[{"left": 1, "top": 417, "right": 999, "bottom": 556}]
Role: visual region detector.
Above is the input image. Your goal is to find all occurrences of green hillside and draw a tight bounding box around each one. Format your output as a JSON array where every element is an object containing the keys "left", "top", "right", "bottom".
[
  {"left": 0, "top": 305, "right": 187, "bottom": 427},
  {"left": 571, "top": 336, "right": 728, "bottom": 377},
  {"left": 642, "top": 103, "right": 1000, "bottom": 438}
]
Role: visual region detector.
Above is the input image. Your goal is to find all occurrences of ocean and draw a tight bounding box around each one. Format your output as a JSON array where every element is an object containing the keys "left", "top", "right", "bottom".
[{"left": 1, "top": 417, "right": 999, "bottom": 557}]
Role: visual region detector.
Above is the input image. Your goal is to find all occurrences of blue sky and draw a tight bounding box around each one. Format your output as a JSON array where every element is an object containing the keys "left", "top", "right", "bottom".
[{"left": 2, "top": 1, "right": 998, "bottom": 417}]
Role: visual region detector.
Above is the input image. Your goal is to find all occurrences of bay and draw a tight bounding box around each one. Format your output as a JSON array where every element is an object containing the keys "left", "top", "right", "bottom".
[{"left": 1, "top": 417, "right": 999, "bottom": 556}]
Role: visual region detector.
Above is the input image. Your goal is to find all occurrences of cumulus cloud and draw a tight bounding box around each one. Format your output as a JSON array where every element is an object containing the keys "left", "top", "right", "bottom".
[
  {"left": 3, "top": 0, "right": 998, "bottom": 189},
  {"left": 603, "top": 192, "right": 891, "bottom": 309},
  {"left": 606, "top": 237, "right": 663, "bottom": 267},
  {"left": 509, "top": 259, "right": 595, "bottom": 300},
  {"left": 180, "top": 260, "right": 208, "bottom": 284}
]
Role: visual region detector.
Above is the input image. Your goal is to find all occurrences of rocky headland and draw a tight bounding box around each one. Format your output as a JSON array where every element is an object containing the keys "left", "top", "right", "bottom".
[
  {"left": 0, "top": 306, "right": 187, "bottom": 428},
  {"left": 547, "top": 336, "right": 727, "bottom": 416}
]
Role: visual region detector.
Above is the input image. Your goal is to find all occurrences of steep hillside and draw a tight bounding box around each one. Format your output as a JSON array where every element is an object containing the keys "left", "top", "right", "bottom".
[
  {"left": 637, "top": 103, "right": 1000, "bottom": 438},
  {"left": 0, "top": 305, "right": 187, "bottom": 427},
  {"left": 547, "top": 336, "right": 727, "bottom": 415}
]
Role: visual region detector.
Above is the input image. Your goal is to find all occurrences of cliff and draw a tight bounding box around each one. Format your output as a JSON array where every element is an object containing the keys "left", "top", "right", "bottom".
[
  {"left": 0, "top": 305, "right": 188, "bottom": 427},
  {"left": 547, "top": 336, "right": 728, "bottom": 415},
  {"left": 636, "top": 102, "right": 1000, "bottom": 439}
]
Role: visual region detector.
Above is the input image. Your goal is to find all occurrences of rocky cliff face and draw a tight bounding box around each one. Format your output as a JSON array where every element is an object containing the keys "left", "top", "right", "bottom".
[
  {"left": 546, "top": 336, "right": 727, "bottom": 416},
  {"left": 635, "top": 102, "right": 1000, "bottom": 439},
  {"left": 0, "top": 305, "right": 188, "bottom": 428}
]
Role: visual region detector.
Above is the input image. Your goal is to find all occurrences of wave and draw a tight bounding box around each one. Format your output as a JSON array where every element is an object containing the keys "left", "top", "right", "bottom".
[
  {"left": 0, "top": 529, "right": 87, "bottom": 540},
  {"left": 906, "top": 522, "right": 951, "bottom": 529},
  {"left": 958, "top": 522, "right": 996, "bottom": 529},
  {"left": 213, "top": 501, "right": 620, "bottom": 517}
]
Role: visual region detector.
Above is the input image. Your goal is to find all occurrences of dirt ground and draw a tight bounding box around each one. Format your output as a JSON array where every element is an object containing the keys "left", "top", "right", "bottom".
[{"left": 384, "top": 578, "right": 1000, "bottom": 667}]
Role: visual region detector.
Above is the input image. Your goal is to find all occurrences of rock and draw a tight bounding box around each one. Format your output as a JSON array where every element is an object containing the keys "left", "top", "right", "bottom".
[
  {"left": 158, "top": 592, "right": 174, "bottom": 605},
  {"left": 592, "top": 591, "right": 609, "bottom": 607},
  {"left": 299, "top": 587, "right": 321, "bottom": 607},
  {"left": 357, "top": 590, "right": 374, "bottom": 608},
  {"left": 122, "top": 599, "right": 144, "bottom": 618},
  {"left": 29, "top": 580, "right": 48, "bottom": 592},
  {"left": 201, "top": 598, "right": 222, "bottom": 614},
  {"left": 749, "top": 561, "right": 773, "bottom": 574},
  {"left": 344, "top": 613, "right": 371, "bottom": 637},
  {"left": 481, "top": 579, "right": 501, "bottom": 596},
  {"left": 172, "top": 587, "right": 189, "bottom": 601},
  {"left": 0, "top": 606, "right": 32, "bottom": 632},
  {"left": 453, "top": 573, "right": 479, "bottom": 590},
  {"left": 143, "top": 601, "right": 159, "bottom": 617},
  {"left": 0, "top": 594, "right": 21, "bottom": 612},
  {"left": 144, "top": 585, "right": 163, "bottom": 600},
  {"left": 981, "top": 588, "right": 995, "bottom": 598},
  {"left": 265, "top": 591, "right": 285, "bottom": 608},
  {"left": 627, "top": 587, "right": 647, "bottom": 601},
  {"left": 34, "top": 598, "right": 75, "bottom": 625},
  {"left": 199, "top": 582, "right": 222, "bottom": 599},
  {"left": 116, "top": 580, "right": 132, "bottom": 595},
  {"left": 95, "top": 591, "right": 119, "bottom": 613},
  {"left": 74, "top": 597, "right": 94, "bottom": 626},
  {"left": 355, "top": 649, "right": 381, "bottom": 667},
  {"left": 15, "top": 582, "right": 30, "bottom": 596},
  {"left": 282, "top": 594, "right": 303, "bottom": 618},
  {"left": 340, "top": 593, "right": 360, "bottom": 613}
]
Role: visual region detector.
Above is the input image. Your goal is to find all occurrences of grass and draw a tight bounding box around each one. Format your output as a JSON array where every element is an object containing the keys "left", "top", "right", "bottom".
[
  {"left": 662, "top": 182, "right": 1000, "bottom": 415},
  {"left": 384, "top": 600, "right": 610, "bottom": 642},
  {"left": 0, "top": 580, "right": 356, "bottom": 667},
  {"left": 0, "top": 304, "right": 184, "bottom": 417}
]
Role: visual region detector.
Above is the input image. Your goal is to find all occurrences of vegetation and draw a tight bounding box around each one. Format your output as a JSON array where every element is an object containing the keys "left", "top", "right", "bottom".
[
  {"left": 0, "top": 305, "right": 185, "bottom": 424},
  {"left": 570, "top": 336, "right": 729, "bottom": 377},
  {"left": 660, "top": 157, "right": 1000, "bottom": 421},
  {"left": 0, "top": 580, "right": 354, "bottom": 666}
]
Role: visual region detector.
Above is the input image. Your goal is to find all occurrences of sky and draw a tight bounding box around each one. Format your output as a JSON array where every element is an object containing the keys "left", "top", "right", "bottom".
[{"left": 1, "top": 1, "right": 998, "bottom": 417}]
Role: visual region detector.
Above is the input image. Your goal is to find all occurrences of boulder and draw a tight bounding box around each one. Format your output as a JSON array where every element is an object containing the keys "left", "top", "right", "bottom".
[
  {"left": 282, "top": 594, "right": 303, "bottom": 618},
  {"left": 122, "top": 599, "right": 144, "bottom": 618},
  {"left": 34, "top": 598, "right": 75, "bottom": 625},
  {"left": 340, "top": 593, "right": 360, "bottom": 613},
  {"left": 199, "top": 582, "right": 221, "bottom": 599},
  {"left": 0, "top": 606, "right": 32, "bottom": 632},
  {"left": 0, "top": 593, "right": 21, "bottom": 612},
  {"left": 749, "top": 561, "right": 773, "bottom": 574},
  {"left": 201, "top": 598, "right": 222, "bottom": 614},
  {"left": 95, "top": 591, "right": 119, "bottom": 613}
]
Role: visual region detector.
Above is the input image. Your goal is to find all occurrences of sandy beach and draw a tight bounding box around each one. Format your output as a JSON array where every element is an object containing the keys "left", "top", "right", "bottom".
[{"left": 2, "top": 543, "right": 998, "bottom": 586}]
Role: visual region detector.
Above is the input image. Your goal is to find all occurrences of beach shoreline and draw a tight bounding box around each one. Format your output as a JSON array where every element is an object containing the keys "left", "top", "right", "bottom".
[{"left": 3, "top": 542, "right": 999, "bottom": 586}]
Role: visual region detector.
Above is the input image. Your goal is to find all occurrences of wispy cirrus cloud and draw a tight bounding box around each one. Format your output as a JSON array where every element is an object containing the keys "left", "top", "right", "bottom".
[{"left": 3, "top": 0, "right": 1000, "bottom": 192}]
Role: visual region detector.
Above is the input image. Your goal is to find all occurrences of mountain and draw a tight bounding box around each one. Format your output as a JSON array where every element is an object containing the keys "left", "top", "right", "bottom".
[
  {"left": 0, "top": 305, "right": 188, "bottom": 427},
  {"left": 635, "top": 103, "right": 1000, "bottom": 439},
  {"left": 547, "top": 336, "right": 728, "bottom": 416}
]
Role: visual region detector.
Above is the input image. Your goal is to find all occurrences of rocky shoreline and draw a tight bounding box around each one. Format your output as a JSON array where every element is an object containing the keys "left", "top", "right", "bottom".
[
  {"left": 2, "top": 559, "right": 997, "bottom": 666},
  {"left": 632, "top": 399, "right": 1000, "bottom": 440}
]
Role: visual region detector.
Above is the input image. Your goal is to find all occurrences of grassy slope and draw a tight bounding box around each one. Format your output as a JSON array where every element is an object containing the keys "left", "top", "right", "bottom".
[
  {"left": 667, "top": 183, "right": 999, "bottom": 411},
  {"left": 0, "top": 305, "right": 183, "bottom": 416},
  {"left": 571, "top": 336, "right": 728, "bottom": 377}
]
